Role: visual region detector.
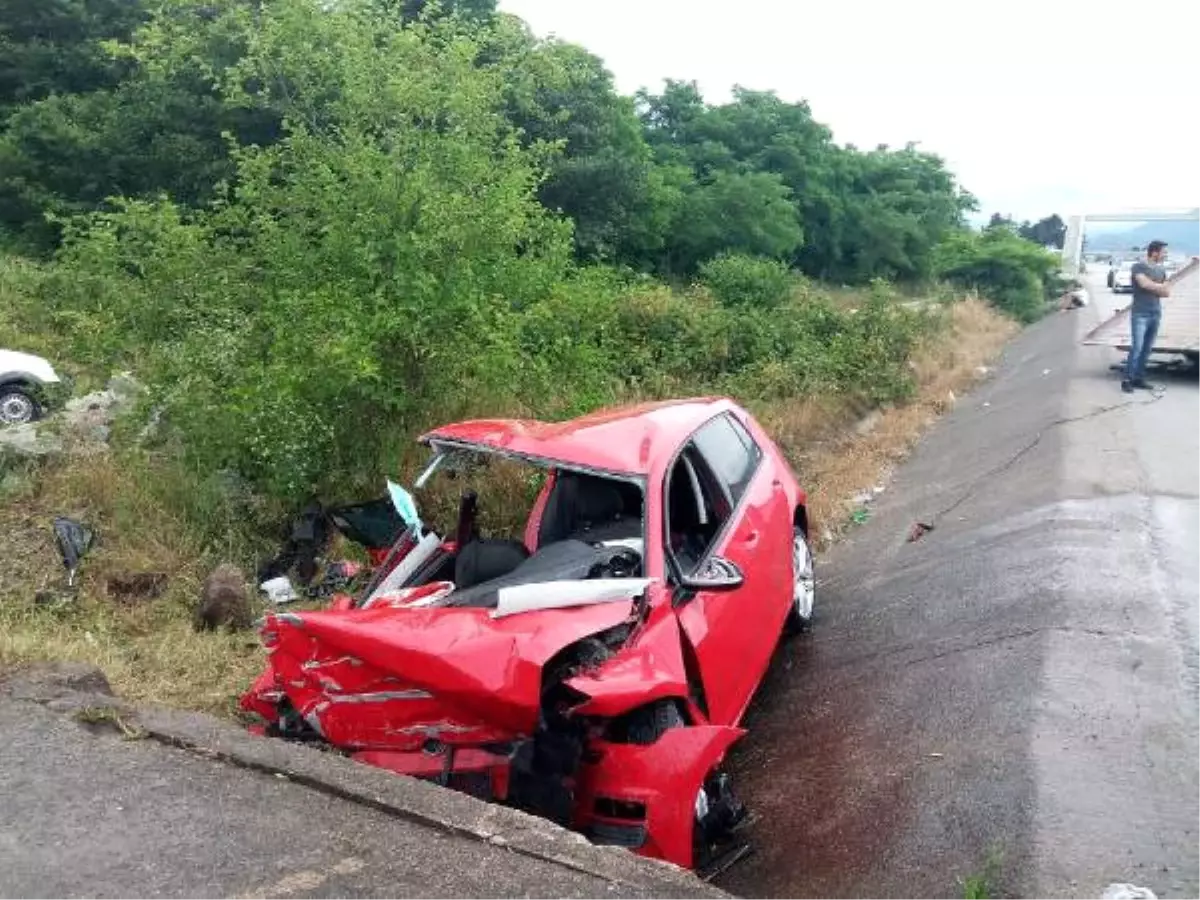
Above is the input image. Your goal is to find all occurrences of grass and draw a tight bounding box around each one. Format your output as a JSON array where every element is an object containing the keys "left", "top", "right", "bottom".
[
  {"left": 73, "top": 704, "right": 148, "bottom": 740},
  {"left": 959, "top": 845, "right": 1006, "bottom": 899},
  {"left": 0, "top": 450, "right": 269, "bottom": 715},
  {"left": 761, "top": 295, "right": 1018, "bottom": 547},
  {"left": 0, "top": 294, "right": 1016, "bottom": 716}
]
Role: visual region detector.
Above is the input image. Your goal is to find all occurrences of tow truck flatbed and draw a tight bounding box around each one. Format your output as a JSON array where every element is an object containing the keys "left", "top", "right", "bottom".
[{"left": 1083, "top": 257, "right": 1200, "bottom": 364}]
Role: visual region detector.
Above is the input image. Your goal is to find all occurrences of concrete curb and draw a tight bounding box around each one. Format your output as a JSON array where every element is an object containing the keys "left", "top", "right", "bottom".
[{"left": 1, "top": 663, "right": 726, "bottom": 899}]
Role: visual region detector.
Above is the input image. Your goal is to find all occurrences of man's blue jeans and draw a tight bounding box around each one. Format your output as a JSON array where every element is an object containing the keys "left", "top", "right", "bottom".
[{"left": 1125, "top": 309, "right": 1161, "bottom": 383}]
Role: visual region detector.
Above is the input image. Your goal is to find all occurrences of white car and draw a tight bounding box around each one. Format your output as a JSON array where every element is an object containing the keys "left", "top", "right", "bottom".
[
  {"left": 1111, "top": 261, "right": 1135, "bottom": 294},
  {"left": 0, "top": 350, "right": 63, "bottom": 425}
]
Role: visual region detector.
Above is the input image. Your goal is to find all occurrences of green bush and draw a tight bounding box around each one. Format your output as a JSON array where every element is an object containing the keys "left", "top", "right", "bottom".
[
  {"left": 933, "top": 228, "right": 1059, "bottom": 323},
  {"left": 698, "top": 253, "right": 795, "bottom": 309}
]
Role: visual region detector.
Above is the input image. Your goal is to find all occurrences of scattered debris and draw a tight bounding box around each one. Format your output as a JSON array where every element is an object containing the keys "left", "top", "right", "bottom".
[
  {"left": 933, "top": 390, "right": 957, "bottom": 413},
  {"left": 1041, "top": 368, "right": 1051, "bottom": 376},
  {"left": 907, "top": 522, "right": 934, "bottom": 543},
  {"left": 53, "top": 517, "right": 95, "bottom": 588},
  {"left": 850, "top": 508, "right": 871, "bottom": 525},
  {"left": 928, "top": 752, "right": 944, "bottom": 759},
  {"left": 105, "top": 571, "right": 168, "bottom": 602},
  {"left": 61, "top": 373, "right": 144, "bottom": 444},
  {"left": 0, "top": 422, "right": 64, "bottom": 458},
  {"left": 1102, "top": 884, "right": 1158, "bottom": 900},
  {"left": 194, "top": 563, "right": 252, "bottom": 632},
  {"left": 260, "top": 575, "right": 300, "bottom": 606},
  {"left": 257, "top": 500, "right": 333, "bottom": 586},
  {"left": 974, "top": 365, "right": 990, "bottom": 377},
  {"left": 34, "top": 587, "right": 76, "bottom": 608},
  {"left": 854, "top": 410, "right": 883, "bottom": 436}
]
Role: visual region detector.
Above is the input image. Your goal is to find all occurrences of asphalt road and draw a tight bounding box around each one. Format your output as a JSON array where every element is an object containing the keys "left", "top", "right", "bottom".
[
  {"left": 0, "top": 668, "right": 718, "bottom": 900},
  {"left": 719, "top": 278, "right": 1199, "bottom": 899}
]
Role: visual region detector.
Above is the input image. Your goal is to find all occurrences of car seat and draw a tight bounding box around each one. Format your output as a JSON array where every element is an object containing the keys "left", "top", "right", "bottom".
[
  {"left": 454, "top": 538, "right": 530, "bottom": 590},
  {"left": 537, "top": 471, "right": 642, "bottom": 547}
]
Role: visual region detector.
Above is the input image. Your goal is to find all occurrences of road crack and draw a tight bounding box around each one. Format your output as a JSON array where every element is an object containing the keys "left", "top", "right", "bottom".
[
  {"left": 925, "top": 394, "right": 1164, "bottom": 527},
  {"left": 821, "top": 625, "right": 1118, "bottom": 675}
]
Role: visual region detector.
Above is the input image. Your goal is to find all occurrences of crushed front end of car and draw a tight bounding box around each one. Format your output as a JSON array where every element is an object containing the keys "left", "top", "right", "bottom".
[{"left": 242, "top": 572, "right": 746, "bottom": 871}]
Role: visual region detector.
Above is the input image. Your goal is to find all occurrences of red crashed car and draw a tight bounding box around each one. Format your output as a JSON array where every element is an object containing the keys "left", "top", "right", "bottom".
[{"left": 241, "top": 397, "right": 816, "bottom": 872}]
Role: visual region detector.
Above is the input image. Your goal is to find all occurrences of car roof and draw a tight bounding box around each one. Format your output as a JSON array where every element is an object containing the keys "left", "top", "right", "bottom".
[{"left": 420, "top": 397, "right": 736, "bottom": 476}]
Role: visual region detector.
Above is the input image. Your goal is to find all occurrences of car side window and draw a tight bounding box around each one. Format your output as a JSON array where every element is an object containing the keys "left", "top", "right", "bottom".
[
  {"left": 691, "top": 414, "right": 761, "bottom": 507},
  {"left": 665, "top": 446, "right": 729, "bottom": 575}
]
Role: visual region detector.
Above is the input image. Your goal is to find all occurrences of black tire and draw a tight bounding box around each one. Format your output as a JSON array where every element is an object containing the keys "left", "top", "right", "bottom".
[
  {"left": 0, "top": 386, "right": 40, "bottom": 426},
  {"left": 784, "top": 526, "right": 815, "bottom": 635}
]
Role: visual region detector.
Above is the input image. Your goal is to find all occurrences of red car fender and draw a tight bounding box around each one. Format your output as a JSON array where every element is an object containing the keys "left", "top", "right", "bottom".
[
  {"left": 240, "top": 664, "right": 281, "bottom": 720},
  {"left": 575, "top": 725, "right": 744, "bottom": 869},
  {"left": 564, "top": 605, "right": 690, "bottom": 718}
]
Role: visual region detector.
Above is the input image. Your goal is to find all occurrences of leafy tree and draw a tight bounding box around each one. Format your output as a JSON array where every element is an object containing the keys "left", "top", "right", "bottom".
[
  {"left": 44, "top": 0, "right": 572, "bottom": 498},
  {"left": 0, "top": 0, "right": 282, "bottom": 251},
  {"left": 390, "top": 0, "right": 497, "bottom": 23},
  {"left": 699, "top": 253, "right": 794, "bottom": 309},
  {"left": 0, "top": 0, "right": 145, "bottom": 121},
  {"left": 1017, "top": 214, "right": 1066, "bottom": 249},
  {"left": 487, "top": 22, "right": 672, "bottom": 263},
  {"left": 934, "top": 227, "right": 1060, "bottom": 322},
  {"left": 637, "top": 84, "right": 971, "bottom": 282},
  {"left": 667, "top": 170, "right": 803, "bottom": 275}
]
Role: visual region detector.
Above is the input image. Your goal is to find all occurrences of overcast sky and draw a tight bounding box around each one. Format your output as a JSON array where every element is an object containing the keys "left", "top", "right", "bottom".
[{"left": 498, "top": 0, "right": 1200, "bottom": 225}]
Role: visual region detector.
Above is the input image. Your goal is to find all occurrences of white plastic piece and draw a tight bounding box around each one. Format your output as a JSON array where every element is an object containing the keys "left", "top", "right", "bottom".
[
  {"left": 1102, "top": 883, "right": 1157, "bottom": 900},
  {"left": 490, "top": 578, "right": 651, "bottom": 619},
  {"left": 261, "top": 576, "right": 299, "bottom": 605},
  {"left": 364, "top": 530, "right": 443, "bottom": 607}
]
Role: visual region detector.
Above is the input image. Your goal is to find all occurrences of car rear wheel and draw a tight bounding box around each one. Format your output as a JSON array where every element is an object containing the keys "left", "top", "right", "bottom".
[
  {"left": 784, "top": 527, "right": 815, "bottom": 635},
  {"left": 0, "top": 387, "right": 38, "bottom": 426}
]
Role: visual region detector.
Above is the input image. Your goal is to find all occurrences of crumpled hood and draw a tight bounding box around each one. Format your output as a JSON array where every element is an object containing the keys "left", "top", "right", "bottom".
[{"left": 254, "top": 597, "right": 638, "bottom": 739}]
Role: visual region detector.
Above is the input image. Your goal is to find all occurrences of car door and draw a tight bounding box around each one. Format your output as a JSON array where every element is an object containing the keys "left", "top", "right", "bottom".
[{"left": 671, "top": 414, "right": 792, "bottom": 726}]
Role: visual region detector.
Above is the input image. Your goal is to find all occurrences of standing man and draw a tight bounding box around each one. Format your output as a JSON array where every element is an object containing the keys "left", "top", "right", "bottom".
[{"left": 1122, "top": 240, "right": 1172, "bottom": 393}]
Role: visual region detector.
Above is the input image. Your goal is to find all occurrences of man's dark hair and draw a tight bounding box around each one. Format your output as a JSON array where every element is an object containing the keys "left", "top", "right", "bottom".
[{"left": 1147, "top": 240, "right": 1168, "bottom": 255}]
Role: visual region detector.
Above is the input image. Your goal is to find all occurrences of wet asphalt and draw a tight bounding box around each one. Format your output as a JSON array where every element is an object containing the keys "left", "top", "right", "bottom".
[{"left": 719, "top": 276, "right": 1199, "bottom": 899}]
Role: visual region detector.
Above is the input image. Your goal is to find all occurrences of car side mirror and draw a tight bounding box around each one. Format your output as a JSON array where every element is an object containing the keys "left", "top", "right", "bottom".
[{"left": 679, "top": 556, "right": 744, "bottom": 592}]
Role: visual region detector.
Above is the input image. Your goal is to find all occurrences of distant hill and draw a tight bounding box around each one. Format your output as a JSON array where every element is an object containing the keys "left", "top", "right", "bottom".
[{"left": 1086, "top": 215, "right": 1200, "bottom": 255}]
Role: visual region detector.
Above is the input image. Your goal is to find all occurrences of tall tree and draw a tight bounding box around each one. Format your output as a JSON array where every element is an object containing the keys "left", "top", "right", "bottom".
[
  {"left": 488, "top": 23, "right": 673, "bottom": 263},
  {"left": 1018, "top": 214, "right": 1066, "bottom": 249},
  {"left": 0, "top": 0, "right": 145, "bottom": 121}
]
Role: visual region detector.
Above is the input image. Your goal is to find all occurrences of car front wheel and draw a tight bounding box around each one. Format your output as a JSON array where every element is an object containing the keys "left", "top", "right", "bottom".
[
  {"left": 0, "top": 387, "right": 39, "bottom": 426},
  {"left": 784, "top": 527, "right": 815, "bottom": 635}
]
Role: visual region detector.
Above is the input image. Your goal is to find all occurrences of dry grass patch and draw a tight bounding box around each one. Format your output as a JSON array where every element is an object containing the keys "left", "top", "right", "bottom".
[
  {"left": 0, "top": 452, "right": 267, "bottom": 715},
  {"left": 770, "top": 295, "right": 1017, "bottom": 547}
]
